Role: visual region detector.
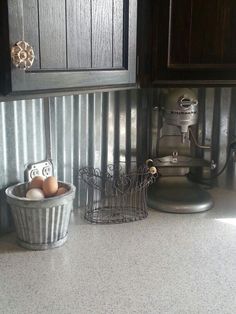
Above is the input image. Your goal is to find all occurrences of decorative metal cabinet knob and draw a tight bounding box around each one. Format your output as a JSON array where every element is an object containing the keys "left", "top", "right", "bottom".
[{"left": 11, "top": 41, "right": 35, "bottom": 70}]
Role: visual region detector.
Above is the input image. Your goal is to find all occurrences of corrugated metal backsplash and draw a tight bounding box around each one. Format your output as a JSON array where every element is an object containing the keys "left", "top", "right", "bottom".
[
  {"left": 150, "top": 88, "right": 236, "bottom": 189},
  {"left": 0, "top": 98, "right": 46, "bottom": 233},
  {"left": 49, "top": 90, "right": 153, "bottom": 208},
  {"left": 1, "top": 87, "right": 236, "bottom": 233},
  {"left": 0, "top": 89, "right": 153, "bottom": 233}
]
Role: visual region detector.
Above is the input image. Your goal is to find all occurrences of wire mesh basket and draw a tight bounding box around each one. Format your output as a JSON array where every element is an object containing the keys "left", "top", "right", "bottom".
[{"left": 79, "top": 163, "right": 157, "bottom": 224}]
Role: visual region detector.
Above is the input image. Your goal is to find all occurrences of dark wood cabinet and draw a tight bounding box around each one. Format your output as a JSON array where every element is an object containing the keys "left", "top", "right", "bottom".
[
  {"left": 139, "top": 0, "right": 236, "bottom": 85},
  {"left": 0, "top": 0, "right": 137, "bottom": 95}
]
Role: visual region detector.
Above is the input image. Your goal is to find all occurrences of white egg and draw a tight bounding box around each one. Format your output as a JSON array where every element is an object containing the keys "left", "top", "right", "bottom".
[{"left": 26, "top": 188, "right": 45, "bottom": 200}]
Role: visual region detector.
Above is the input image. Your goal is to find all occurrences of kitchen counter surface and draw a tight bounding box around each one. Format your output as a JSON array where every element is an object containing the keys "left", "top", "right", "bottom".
[{"left": 1, "top": 187, "right": 236, "bottom": 314}]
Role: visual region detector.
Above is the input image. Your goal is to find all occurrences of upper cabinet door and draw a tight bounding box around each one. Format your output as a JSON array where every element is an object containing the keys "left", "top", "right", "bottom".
[
  {"left": 1, "top": 0, "right": 137, "bottom": 94},
  {"left": 151, "top": 0, "right": 236, "bottom": 83}
]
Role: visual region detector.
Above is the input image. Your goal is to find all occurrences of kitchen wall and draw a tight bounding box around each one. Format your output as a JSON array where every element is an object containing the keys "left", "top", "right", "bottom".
[
  {"left": 0, "top": 89, "right": 153, "bottom": 234},
  {"left": 1, "top": 87, "right": 236, "bottom": 234},
  {"left": 150, "top": 87, "right": 236, "bottom": 189},
  {"left": 0, "top": 98, "right": 46, "bottom": 234}
]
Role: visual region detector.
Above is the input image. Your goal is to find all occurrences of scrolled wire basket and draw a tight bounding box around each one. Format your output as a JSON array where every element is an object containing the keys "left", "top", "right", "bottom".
[{"left": 79, "top": 162, "right": 157, "bottom": 224}]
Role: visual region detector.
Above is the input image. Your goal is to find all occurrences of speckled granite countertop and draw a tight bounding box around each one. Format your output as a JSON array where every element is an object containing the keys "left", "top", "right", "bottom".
[{"left": 1, "top": 188, "right": 236, "bottom": 314}]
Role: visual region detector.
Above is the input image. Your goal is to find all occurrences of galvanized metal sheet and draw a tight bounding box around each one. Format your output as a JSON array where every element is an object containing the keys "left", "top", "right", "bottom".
[
  {"left": 154, "top": 88, "right": 236, "bottom": 188},
  {"left": 0, "top": 98, "right": 45, "bottom": 234},
  {"left": 1, "top": 87, "right": 236, "bottom": 234},
  {"left": 49, "top": 89, "right": 153, "bottom": 210}
]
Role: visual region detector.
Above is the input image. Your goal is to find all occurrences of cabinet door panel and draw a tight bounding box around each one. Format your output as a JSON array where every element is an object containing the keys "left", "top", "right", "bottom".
[
  {"left": 22, "top": 1, "right": 40, "bottom": 70},
  {"left": 113, "top": 0, "right": 124, "bottom": 67},
  {"left": 8, "top": 0, "right": 40, "bottom": 70},
  {"left": 3, "top": 0, "right": 137, "bottom": 93},
  {"left": 168, "top": 0, "right": 192, "bottom": 66},
  {"left": 92, "top": 0, "right": 113, "bottom": 68},
  {"left": 169, "top": 0, "right": 236, "bottom": 68},
  {"left": 189, "top": 0, "right": 224, "bottom": 64},
  {"left": 67, "top": 0, "right": 91, "bottom": 69},
  {"left": 38, "top": 0, "right": 67, "bottom": 69},
  {"left": 152, "top": 0, "right": 236, "bottom": 82}
]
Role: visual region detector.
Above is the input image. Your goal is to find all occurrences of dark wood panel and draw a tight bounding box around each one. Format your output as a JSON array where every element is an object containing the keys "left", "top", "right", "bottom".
[
  {"left": 190, "top": 0, "right": 219, "bottom": 64},
  {"left": 150, "top": 0, "right": 236, "bottom": 83},
  {"left": 92, "top": 0, "right": 113, "bottom": 68},
  {"left": 3, "top": 0, "right": 137, "bottom": 93},
  {"left": 191, "top": 0, "right": 236, "bottom": 64},
  {"left": 8, "top": 0, "right": 24, "bottom": 44},
  {"left": 0, "top": 0, "right": 11, "bottom": 94},
  {"left": 127, "top": 0, "right": 137, "bottom": 82},
  {"left": 113, "top": 0, "right": 124, "bottom": 67},
  {"left": 67, "top": 0, "right": 91, "bottom": 69},
  {"left": 151, "top": 0, "right": 170, "bottom": 77},
  {"left": 23, "top": 1, "right": 40, "bottom": 70},
  {"left": 168, "top": 0, "right": 192, "bottom": 66},
  {"left": 191, "top": 0, "right": 226, "bottom": 64},
  {"left": 38, "top": 0, "right": 66, "bottom": 69},
  {"left": 222, "top": 1, "right": 236, "bottom": 63},
  {"left": 137, "top": 0, "right": 153, "bottom": 86},
  {"left": 169, "top": 0, "right": 236, "bottom": 67},
  {"left": 11, "top": 69, "right": 132, "bottom": 91},
  {"left": 7, "top": 1, "right": 40, "bottom": 70},
  {"left": 7, "top": 0, "right": 26, "bottom": 92}
]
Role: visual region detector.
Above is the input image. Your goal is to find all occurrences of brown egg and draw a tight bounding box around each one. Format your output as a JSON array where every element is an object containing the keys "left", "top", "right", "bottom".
[
  {"left": 29, "top": 176, "right": 45, "bottom": 190},
  {"left": 43, "top": 176, "right": 58, "bottom": 197},
  {"left": 56, "top": 187, "right": 68, "bottom": 196}
]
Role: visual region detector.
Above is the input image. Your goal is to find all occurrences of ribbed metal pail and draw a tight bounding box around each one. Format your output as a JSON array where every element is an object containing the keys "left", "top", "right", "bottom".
[{"left": 6, "top": 182, "right": 76, "bottom": 250}]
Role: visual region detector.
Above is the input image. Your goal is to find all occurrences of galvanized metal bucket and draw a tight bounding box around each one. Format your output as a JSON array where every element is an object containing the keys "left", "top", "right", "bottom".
[{"left": 6, "top": 181, "right": 76, "bottom": 250}]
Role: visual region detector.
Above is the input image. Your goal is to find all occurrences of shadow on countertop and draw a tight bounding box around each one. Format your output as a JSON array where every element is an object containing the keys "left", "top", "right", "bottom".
[{"left": 0, "top": 232, "right": 26, "bottom": 254}]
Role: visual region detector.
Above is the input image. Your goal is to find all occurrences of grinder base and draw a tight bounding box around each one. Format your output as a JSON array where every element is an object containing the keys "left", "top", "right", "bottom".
[{"left": 147, "top": 176, "right": 213, "bottom": 213}]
